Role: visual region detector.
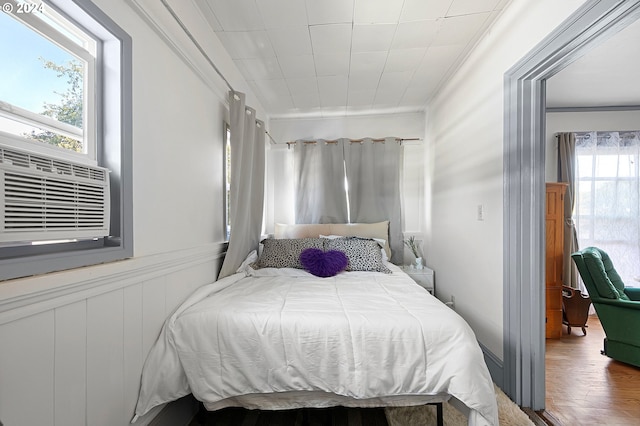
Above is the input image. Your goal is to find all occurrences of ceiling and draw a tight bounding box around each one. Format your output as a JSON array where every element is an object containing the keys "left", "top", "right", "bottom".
[
  {"left": 194, "top": 0, "right": 510, "bottom": 118},
  {"left": 546, "top": 16, "right": 640, "bottom": 108}
]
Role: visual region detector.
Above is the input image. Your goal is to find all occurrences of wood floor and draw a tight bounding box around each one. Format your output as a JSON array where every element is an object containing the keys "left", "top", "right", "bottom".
[
  {"left": 189, "top": 406, "right": 389, "bottom": 426},
  {"left": 545, "top": 314, "right": 640, "bottom": 425}
]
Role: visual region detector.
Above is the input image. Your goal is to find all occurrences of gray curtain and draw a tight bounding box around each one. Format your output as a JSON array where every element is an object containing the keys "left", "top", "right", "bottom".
[
  {"left": 293, "top": 139, "right": 348, "bottom": 223},
  {"left": 557, "top": 132, "right": 579, "bottom": 289},
  {"left": 219, "top": 91, "right": 265, "bottom": 279},
  {"left": 344, "top": 138, "right": 403, "bottom": 264}
]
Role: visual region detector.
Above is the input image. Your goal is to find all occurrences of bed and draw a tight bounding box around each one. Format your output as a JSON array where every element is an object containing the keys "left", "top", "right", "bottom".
[{"left": 132, "top": 226, "right": 498, "bottom": 425}]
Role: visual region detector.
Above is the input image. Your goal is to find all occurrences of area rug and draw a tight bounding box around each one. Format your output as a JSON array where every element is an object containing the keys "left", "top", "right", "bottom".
[{"left": 385, "top": 384, "right": 534, "bottom": 426}]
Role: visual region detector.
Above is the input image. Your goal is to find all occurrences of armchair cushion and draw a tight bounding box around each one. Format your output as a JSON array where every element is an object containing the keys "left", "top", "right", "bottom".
[
  {"left": 624, "top": 287, "right": 640, "bottom": 301},
  {"left": 581, "top": 247, "right": 630, "bottom": 300}
]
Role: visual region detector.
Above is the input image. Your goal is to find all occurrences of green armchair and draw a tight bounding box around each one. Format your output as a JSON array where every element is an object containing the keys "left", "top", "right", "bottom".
[{"left": 571, "top": 247, "right": 640, "bottom": 367}]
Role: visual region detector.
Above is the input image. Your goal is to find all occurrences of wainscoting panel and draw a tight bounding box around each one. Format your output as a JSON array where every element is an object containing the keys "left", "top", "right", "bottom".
[
  {"left": 55, "top": 300, "right": 88, "bottom": 426},
  {"left": 0, "top": 310, "right": 55, "bottom": 426},
  {"left": 124, "top": 284, "right": 145, "bottom": 423},
  {"left": 0, "top": 244, "right": 224, "bottom": 426},
  {"left": 88, "top": 289, "right": 126, "bottom": 426}
]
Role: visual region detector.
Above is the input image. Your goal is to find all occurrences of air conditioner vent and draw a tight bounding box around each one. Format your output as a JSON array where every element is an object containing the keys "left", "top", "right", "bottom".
[{"left": 0, "top": 144, "right": 110, "bottom": 243}]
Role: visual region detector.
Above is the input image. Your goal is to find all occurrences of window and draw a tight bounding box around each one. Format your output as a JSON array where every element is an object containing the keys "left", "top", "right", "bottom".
[
  {"left": 0, "top": 1, "right": 96, "bottom": 162},
  {"left": 575, "top": 131, "right": 640, "bottom": 286},
  {"left": 0, "top": 0, "right": 132, "bottom": 281},
  {"left": 224, "top": 123, "right": 231, "bottom": 240}
]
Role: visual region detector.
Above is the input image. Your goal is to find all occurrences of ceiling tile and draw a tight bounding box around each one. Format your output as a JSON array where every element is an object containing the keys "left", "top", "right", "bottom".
[
  {"left": 373, "top": 89, "right": 404, "bottom": 106},
  {"left": 400, "top": 0, "right": 454, "bottom": 22},
  {"left": 268, "top": 27, "right": 312, "bottom": 56},
  {"left": 309, "top": 24, "right": 352, "bottom": 54},
  {"left": 350, "top": 51, "right": 387, "bottom": 75},
  {"left": 408, "top": 44, "right": 463, "bottom": 94},
  {"left": 399, "top": 84, "right": 433, "bottom": 106},
  {"left": 318, "top": 75, "right": 348, "bottom": 106},
  {"left": 287, "top": 77, "right": 319, "bottom": 96},
  {"left": 206, "top": 0, "right": 264, "bottom": 31},
  {"left": 377, "top": 70, "right": 414, "bottom": 92},
  {"left": 348, "top": 71, "right": 382, "bottom": 91},
  {"left": 352, "top": 24, "right": 396, "bottom": 53},
  {"left": 235, "top": 57, "right": 283, "bottom": 80},
  {"left": 292, "top": 91, "right": 321, "bottom": 109},
  {"left": 392, "top": 20, "right": 440, "bottom": 49},
  {"left": 432, "top": 13, "right": 490, "bottom": 46},
  {"left": 348, "top": 89, "right": 376, "bottom": 106},
  {"left": 384, "top": 48, "right": 426, "bottom": 72},
  {"left": 216, "top": 31, "right": 275, "bottom": 59},
  {"left": 256, "top": 0, "right": 308, "bottom": 28},
  {"left": 278, "top": 55, "right": 316, "bottom": 78},
  {"left": 314, "top": 52, "right": 350, "bottom": 77},
  {"left": 447, "top": 0, "right": 501, "bottom": 17},
  {"left": 252, "top": 78, "right": 291, "bottom": 102},
  {"left": 354, "top": 0, "right": 404, "bottom": 24},
  {"left": 305, "top": 0, "right": 354, "bottom": 25}
]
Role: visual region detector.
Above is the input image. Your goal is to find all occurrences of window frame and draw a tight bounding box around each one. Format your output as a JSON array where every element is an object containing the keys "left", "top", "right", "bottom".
[
  {"left": 0, "top": 0, "right": 97, "bottom": 162},
  {"left": 0, "top": 0, "right": 133, "bottom": 281}
]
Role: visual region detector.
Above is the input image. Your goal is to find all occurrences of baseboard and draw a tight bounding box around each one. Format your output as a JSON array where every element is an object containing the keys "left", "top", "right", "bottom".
[
  {"left": 479, "top": 342, "right": 504, "bottom": 389},
  {"left": 148, "top": 394, "right": 199, "bottom": 426}
]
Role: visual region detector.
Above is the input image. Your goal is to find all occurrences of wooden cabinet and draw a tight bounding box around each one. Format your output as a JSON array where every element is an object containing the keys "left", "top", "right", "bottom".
[{"left": 546, "top": 183, "right": 567, "bottom": 339}]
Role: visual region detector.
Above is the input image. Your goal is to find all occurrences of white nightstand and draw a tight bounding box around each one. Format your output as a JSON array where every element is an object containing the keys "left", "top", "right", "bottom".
[{"left": 401, "top": 266, "right": 435, "bottom": 295}]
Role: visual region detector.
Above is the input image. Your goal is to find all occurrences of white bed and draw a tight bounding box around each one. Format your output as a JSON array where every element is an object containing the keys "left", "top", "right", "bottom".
[{"left": 133, "top": 254, "right": 498, "bottom": 425}]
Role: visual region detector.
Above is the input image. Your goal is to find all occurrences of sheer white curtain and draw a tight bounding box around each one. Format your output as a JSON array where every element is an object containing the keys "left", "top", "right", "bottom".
[
  {"left": 219, "top": 91, "right": 265, "bottom": 279},
  {"left": 344, "top": 138, "right": 403, "bottom": 264},
  {"left": 293, "top": 139, "right": 348, "bottom": 223},
  {"left": 575, "top": 131, "right": 640, "bottom": 287}
]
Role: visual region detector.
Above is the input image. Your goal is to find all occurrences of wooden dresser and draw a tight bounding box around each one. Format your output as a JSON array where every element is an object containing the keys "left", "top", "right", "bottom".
[{"left": 545, "top": 183, "right": 567, "bottom": 339}]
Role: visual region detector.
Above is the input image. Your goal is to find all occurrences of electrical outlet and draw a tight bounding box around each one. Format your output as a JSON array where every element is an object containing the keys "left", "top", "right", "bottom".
[{"left": 477, "top": 204, "right": 484, "bottom": 221}]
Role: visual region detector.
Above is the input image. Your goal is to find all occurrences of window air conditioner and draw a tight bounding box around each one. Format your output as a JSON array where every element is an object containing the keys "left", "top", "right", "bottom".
[{"left": 0, "top": 144, "right": 110, "bottom": 243}]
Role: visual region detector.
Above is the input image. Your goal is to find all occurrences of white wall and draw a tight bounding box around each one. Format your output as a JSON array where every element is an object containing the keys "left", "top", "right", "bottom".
[
  {"left": 0, "top": 0, "right": 263, "bottom": 425},
  {"left": 545, "top": 110, "right": 640, "bottom": 181},
  {"left": 266, "top": 113, "right": 426, "bottom": 255},
  {"left": 425, "top": 0, "right": 587, "bottom": 358}
]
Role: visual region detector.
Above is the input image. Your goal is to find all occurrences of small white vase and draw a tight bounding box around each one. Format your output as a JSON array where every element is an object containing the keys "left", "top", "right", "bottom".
[{"left": 415, "top": 257, "right": 423, "bottom": 270}]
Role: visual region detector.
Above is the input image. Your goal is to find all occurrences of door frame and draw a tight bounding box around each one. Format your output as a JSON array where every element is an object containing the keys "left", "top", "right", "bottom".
[{"left": 503, "top": 0, "right": 640, "bottom": 410}]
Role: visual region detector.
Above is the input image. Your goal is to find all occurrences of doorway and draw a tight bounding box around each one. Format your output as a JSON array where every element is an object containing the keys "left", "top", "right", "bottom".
[{"left": 503, "top": 0, "right": 640, "bottom": 411}]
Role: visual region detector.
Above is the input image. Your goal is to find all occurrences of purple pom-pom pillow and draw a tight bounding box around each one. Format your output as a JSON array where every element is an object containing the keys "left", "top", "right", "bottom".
[{"left": 299, "top": 248, "right": 348, "bottom": 277}]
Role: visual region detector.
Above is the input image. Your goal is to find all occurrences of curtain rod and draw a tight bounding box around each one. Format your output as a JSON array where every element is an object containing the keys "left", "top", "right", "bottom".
[
  {"left": 160, "top": 0, "right": 278, "bottom": 144},
  {"left": 285, "top": 137, "right": 420, "bottom": 148}
]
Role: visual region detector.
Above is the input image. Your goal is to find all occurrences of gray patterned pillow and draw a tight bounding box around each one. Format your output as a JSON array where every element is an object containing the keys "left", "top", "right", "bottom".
[
  {"left": 325, "top": 237, "right": 391, "bottom": 273},
  {"left": 253, "top": 238, "right": 325, "bottom": 269}
]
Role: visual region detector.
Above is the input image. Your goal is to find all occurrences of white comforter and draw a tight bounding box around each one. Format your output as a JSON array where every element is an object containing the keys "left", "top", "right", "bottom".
[{"left": 133, "top": 264, "right": 498, "bottom": 425}]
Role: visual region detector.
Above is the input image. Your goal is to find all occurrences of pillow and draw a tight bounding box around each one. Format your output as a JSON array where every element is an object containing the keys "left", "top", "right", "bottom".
[
  {"left": 320, "top": 234, "right": 388, "bottom": 262},
  {"left": 299, "top": 248, "right": 348, "bottom": 277},
  {"left": 253, "top": 238, "right": 325, "bottom": 269},
  {"left": 274, "top": 221, "right": 391, "bottom": 259},
  {"left": 325, "top": 237, "right": 391, "bottom": 273}
]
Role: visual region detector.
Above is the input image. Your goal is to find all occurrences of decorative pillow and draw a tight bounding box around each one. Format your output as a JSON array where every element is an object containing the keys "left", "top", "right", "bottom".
[
  {"left": 252, "top": 238, "right": 325, "bottom": 269},
  {"left": 320, "top": 234, "right": 388, "bottom": 262},
  {"left": 325, "top": 237, "right": 391, "bottom": 273},
  {"left": 299, "top": 248, "right": 348, "bottom": 277}
]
